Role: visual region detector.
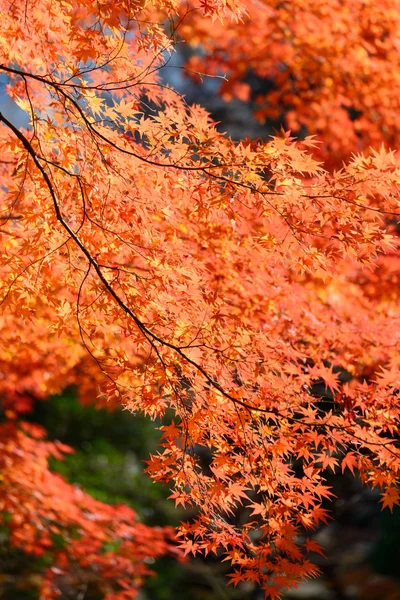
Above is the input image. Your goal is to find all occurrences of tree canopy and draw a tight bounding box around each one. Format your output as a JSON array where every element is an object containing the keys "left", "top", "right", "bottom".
[{"left": 0, "top": 0, "right": 400, "bottom": 598}]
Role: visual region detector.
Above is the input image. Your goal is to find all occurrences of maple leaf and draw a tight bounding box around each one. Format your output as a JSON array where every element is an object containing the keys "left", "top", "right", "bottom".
[
  {"left": 374, "top": 366, "right": 400, "bottom": 388},
  {"left": 262, "top": 584, "right": 283, "bottom": 599},
  {"left": 179, "top": 539, "right": 201, "bottom": 556},
  {"left": 304, "top": 538, "right": 325, "bottom": 556},
  {"left": 341, "top": 452, "right": 357, "bottom": 475},
  {"left": 380, "top": 487, "right": 400, "bottom": 512},
  {"left": 227, "top": 482, "right": 249, "bottom": 503},
  {"left": 308, "top": 363, "right": 341, "bottom": 393},
  {"left": 228, "top": 569, "right": 244, "bottom": 587}
]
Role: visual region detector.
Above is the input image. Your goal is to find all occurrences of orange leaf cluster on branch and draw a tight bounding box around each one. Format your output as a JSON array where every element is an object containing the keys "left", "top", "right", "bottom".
[
  {"left": 0, "top": 0, "right": 400, "bottom": 598},
  {"left": 177, "top": 0, "right": 400, "bottom": 165}
]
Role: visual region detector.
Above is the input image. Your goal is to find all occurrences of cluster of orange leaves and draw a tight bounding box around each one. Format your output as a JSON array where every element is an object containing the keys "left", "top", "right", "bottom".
[
  {"left": 0, "top": 0, "right": 400, "bottom": 598},
  {"left": 0, "top": 422, "right": 177, "bottom": 599},
  {"left": 179, "top": 0, "right": 400, "bottom": 165}
]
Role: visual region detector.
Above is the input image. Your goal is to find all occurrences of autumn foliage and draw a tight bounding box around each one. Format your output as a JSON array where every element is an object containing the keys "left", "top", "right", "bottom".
[
  {"left": 0, "top": 422, "right": 177, "bottom": 599},
  {"left": 0, "top": 0, "right": 400, "bottom": 598},
  {"left": 179, "top": 0, "right": 400, "bottom": 165}
]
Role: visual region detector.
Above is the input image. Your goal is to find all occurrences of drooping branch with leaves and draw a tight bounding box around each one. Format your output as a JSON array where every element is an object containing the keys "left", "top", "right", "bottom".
[{"left": 0, "top": 0, "right": 400, "bottom": 598}]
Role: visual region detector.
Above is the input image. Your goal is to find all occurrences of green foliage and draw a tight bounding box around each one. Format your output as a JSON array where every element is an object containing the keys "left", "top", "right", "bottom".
[{"left": 32, "top": 389, "right": 178, "bottom": 524}]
